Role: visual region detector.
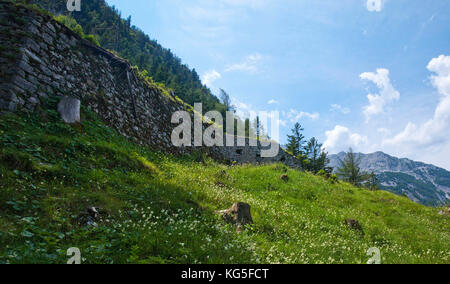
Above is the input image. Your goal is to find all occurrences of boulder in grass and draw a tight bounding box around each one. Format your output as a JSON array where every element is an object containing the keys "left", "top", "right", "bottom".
[
  {"left": 438, "top": 205, "right": 450, "bottom": 216},
  {"left": 345, "top": 219, "right": 364, "bottom": 235},
  {"left": 217, "top": 202, "right": 253, "bottom": 232},
  {"left": 57, "top": 96, "right": 80, "bottom": 124},
  {"left": 82, "top": 207, "right": 103, "bottom": 227}
]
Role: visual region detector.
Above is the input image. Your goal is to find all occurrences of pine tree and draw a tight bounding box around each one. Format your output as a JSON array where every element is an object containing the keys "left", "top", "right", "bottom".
[
  {"left": 336, "top": 148, "right": 368, "bottom": 186},
  {"left": 253, "top": 116, "right": 260, "bottom": 140},
  {"left": 367, "top": 171, "right": 380, "bottom": 191},
  {"left": 220, "top": 89, "right": 235, "bottom": 112},
  {"left": 303, "top": 137, "right": 330, "bottom": 174},
  {"left": 286, "top": 123, "right": 305, "bottom": 157},
  {"left": 252, "top": 116, "right": 267, "bottom": 140}
]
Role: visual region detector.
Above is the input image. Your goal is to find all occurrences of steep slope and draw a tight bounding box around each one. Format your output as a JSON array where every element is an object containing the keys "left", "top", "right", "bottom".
[
  {"left": 0, "top": 107, "right": 449, "bottom": 264},
  {"left": 328, "top": 152, "right": 450, "bottom": 206}
]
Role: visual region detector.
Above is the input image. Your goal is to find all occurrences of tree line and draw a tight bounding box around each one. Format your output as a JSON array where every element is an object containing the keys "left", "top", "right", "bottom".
[
  {"left": 285, "top": 122, "right": 331, "bottom": 174},
  {"left": 285, "top": 123, "right": 379, "bottom": 190}
]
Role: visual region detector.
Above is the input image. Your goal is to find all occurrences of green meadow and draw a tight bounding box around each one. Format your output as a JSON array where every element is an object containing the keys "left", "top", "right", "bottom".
[{"left": 0, "top": 101, "right": 448, "bottom": 264}]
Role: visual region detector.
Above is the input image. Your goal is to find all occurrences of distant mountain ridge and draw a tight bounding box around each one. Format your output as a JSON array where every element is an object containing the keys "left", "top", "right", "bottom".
[{"left": 328, "top": 151, "right": 450, "bottom": 206}]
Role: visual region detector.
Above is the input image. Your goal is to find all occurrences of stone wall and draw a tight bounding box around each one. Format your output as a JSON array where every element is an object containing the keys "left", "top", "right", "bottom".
[{"left": 0, "top": 1, "right": 301, "bottom": 168}]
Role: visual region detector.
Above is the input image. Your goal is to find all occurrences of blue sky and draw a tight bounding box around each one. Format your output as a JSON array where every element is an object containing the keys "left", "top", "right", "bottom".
[{"left": 106, "top": 0, "right": 450, "bottom": 170}]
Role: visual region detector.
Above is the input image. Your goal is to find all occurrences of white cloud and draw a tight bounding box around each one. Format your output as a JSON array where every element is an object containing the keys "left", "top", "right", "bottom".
[
  {"left": 383, "top": 55, "right": 450, "bottom": 149},
  {"left": 366, "top": 0, "right": 385, "bottom": 12},
  {"left": 225, "top": 53, "right": 263, "bottom": 74},
  {"left": 428, "top": 55, "right": 450, "bottom": 96},
  {"left": 231, "top": 97, "right": 253, "bottom": 119},
  {"left": 377, "top": 127, "right": 391, "bottom": 136},
  {"left": 360, "top": 68, "right": 400, "bottom": 122},
  {"left": 278, "top": 119, "right": 287, "bottom": 127},
  {"left": 287, "top": 109, "right": 319, "bottom": 122},
  {"left": 268, "top": 99, "right": 279, "bottom": 105},
  {"left": 201, "top": 70, "right": 221, "bottom": 88},
  {"left": 330, "top": 104, "right": 350, "bottom": 114},
  {"left": 323, "top": 125, "right": 368, "bottom": 153},
  {"left": 230, "top": 97, "right": 285, "bottom": 140}
]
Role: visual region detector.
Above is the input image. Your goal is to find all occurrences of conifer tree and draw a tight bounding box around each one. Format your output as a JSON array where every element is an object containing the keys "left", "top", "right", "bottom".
[
  {"left": 303, "top": 137, "right": 330, "bottom": 174},
  {"left": 336, "top": 148, "right": 368, "bottom": 186},
  {"left": 286, "top": 123, "right": 305, "bottom": 157}
]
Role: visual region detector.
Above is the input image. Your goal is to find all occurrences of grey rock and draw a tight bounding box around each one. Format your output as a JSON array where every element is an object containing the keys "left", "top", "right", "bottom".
[
  {"left": 345, "top": 219, "right": 363, "bottom": 233},
  {"left": 23, "top": 48, "right": 42, "bottom": 64},
  {"left": 0, "top": 98, "right": 16, "bottom": 111},
  {"left": 57, "top": 96, "right": 80, "bottom": 124},
  {"left": 7, "top": 102, "right": 17, "bottom": 111},
  {"left": 25, "top": 38, "right": 40, "bottom": 53},
  {"left": 38, "top": 92, "right": 48, "bottom": 99},
  {"left": 28, "top": 24, "right": 40, "bottom": 36},
  {"left": 52, "top": 73, "right": 64, "bottom": 81},
  {"left": 66, "top": 75, "right": 76, "bottom": 82},
  {"left": 50, "top": 81, "right": 60, "bottom": 89},
  {"left": 40, "top": 64, "right": 52, "bottom": 76},
  {"left": 26, "top": 74, "right": 38, "bottom": 85},
  {"left": 218, "top": 202, "right": 253, "bottom": 232},
  {"left": 11, "top": 75, "right": 36, "bottom": 92},
  {"left": 42, "top": 33, "right": 54, "bottom": 45},
  {"left": 46, "top": 22, "right": 56, "bottom": 33},
  {"left": 39, "top": 41, "right": 48, "bottom": 51},
  {"left": 28, "top": 96, "right": 39, "bottom": 105},
  {"left": 18, "top": 60, "right": 34, "bottom": 74}
]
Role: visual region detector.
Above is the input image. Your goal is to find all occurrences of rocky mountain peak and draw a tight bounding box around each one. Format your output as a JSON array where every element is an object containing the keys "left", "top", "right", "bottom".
[{"left": 328, "top": 151, "right": 450, "bottom": 206}]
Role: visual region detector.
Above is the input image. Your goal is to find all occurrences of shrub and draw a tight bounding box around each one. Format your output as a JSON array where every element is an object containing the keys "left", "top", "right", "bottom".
[
  {"left": 329, "top": 174, "right": 339, "bottom": 184},
  {"left": 53, "top": 15, "right": 100, "bottom": 46}
]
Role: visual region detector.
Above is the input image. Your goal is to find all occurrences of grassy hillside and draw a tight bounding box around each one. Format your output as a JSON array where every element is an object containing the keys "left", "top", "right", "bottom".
[{"left": 0, "top": 102, "right": 449, "bottom": 264}]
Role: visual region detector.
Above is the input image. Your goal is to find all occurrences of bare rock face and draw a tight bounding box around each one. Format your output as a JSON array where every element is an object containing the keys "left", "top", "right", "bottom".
[
  {"left": 57, "top": 96, "right": 80, "bottom": 124},
  {"left": 218, "top": 202, "right": 253, "bottom": 232}
]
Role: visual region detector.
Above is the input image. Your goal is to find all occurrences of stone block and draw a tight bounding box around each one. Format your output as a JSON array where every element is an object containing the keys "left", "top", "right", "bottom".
[{"left": 57, "top": 96, "right": 81, "bottom": 124}]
